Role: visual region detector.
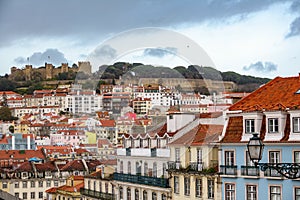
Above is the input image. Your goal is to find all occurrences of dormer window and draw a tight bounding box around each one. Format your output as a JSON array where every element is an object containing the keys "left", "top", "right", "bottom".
[
  {"left": 245, "top": 119, "right": 255, "bottom": 133},
  {"left": 268, "top": 118, "right": 279, "bottom": 133},
  {"left": 293, "top": 117, "right": 300, "bottom": 133}
]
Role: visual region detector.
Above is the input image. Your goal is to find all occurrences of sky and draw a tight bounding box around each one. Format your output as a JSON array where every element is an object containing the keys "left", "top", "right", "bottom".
[{"left": 1, "top": 0, "right": 300, "bottom": 78}]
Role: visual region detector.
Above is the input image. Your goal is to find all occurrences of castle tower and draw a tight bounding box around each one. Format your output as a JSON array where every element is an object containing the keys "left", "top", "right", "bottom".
[
  {"left": 45, "top": 63, "right": 54, "bottom": 80},
  {"left": 25, "top": 65, "right": 32, "bottom": 81},
  {"left": 61, "top": 63, "right": 69, "bottom": 73},
  {"left": 78, "top": 61, "right": 92, "bottom": 74},
  {"left": 10, "top": 67, "right": 17, "bottom": 74}
]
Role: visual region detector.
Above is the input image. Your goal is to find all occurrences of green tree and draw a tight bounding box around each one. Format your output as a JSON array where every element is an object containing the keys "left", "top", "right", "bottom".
[{"left": 0, "top": 107, "right": 18, "bottom": 121}]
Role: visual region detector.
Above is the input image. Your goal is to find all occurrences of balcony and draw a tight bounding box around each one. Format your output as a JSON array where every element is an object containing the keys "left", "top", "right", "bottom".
[
  {"left": 167, "top": 161, "right": 182, "bottom": 170},
  {"left": 189, "top": 162, "right": 203, "bottom": 171},
  {"left": 80, "top": 188, "right": 115, "bottom": 200},
  {"left": 241, "top": 166, "right": 260, "bottom": 176},
  {"left": 264, "top": 168, "right": 282, "bottom": 178},
  {"left": 113, "top": 172, "right": 169, "bottom": 188},
  {"left": 219, "top": 165, "right": 237, "bottom": 175}
]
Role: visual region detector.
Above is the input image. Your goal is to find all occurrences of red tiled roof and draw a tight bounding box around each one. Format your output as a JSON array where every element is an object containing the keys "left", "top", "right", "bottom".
[
  {"left": 34, "top": 161, "right": 57, "bottom": 172},
  {"left": 60, "top": 160, "right": 85, "bottom": 171},
  {"left": 169, "top": 124, "right": 223, "bottom": 146},
  {"left": 97, "top": 139, "right": 113, "bottom": 148},
  {"left": 99, "top": 120, "right": 115, "bottom": 127},
  {"left": 220, "top": 116, "right": 243, "bottom": 143},
  {"left": 0, "top": 149, "right": 46, "bottom": 161},
  {"left": 229, "top": 76, "right": 300, "bottom": 111},
  {"left": 46, "top": 187, "right": 57, "bottom": 193}
]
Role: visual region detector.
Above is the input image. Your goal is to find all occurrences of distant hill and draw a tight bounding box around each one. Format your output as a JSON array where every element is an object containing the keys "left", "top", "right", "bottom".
[
  {"left": 94, "top": 62, "right": 271, "bottom": 92},
  {"left": 0, "top": 62, "right": 271, "bottom": 93}
]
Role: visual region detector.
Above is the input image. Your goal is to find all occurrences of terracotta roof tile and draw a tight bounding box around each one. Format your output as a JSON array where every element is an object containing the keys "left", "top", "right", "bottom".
[{"left": 229, "top": 76, "right": 300, "bottom": 111}]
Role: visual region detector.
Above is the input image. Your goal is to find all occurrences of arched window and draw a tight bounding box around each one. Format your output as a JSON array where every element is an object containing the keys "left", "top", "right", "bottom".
[
  {"left": 127, "top": 188, "right": 131, "bottom": 199},
  {"left": 143, "top": 190, "right": 148, "bottom": 200},
  {"left": 152, "top": 192, "right": 157, "bottom": 200},
  {"left": 144, "top": 162, "right": 148, "bottom": 176},
  {"left": 161, "top": 194, "right": 167, "bottom": 200},
  {"left": 135, "top": 189, "right": 139, "bottom": 200},
  {"left": 128, "top": 161, "right": 131, "bottom": 174},
  {"left": 119, "top": 187, "right": 123, "bottom": 200},
  {"left": 153, "top": 162, "right": 157, "bottom": 177}
]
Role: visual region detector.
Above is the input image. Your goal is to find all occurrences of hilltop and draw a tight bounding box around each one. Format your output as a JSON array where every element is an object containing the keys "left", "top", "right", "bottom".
[{"left": 0, "top": 62, "right": 271, "bottom": 94}]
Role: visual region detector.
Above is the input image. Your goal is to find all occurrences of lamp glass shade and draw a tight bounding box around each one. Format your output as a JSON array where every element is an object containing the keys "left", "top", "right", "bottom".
[{"left": 247, "top": 133, "right": 264, "bottom": 163}]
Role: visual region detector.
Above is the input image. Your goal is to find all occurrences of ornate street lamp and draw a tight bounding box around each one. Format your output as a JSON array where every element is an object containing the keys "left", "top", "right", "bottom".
[{"left": 247, "top": 133, "right": 300, "bottom": 179}]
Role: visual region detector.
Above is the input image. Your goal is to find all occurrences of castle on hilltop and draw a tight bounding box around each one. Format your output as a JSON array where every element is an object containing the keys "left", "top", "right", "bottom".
[{"left": 9, "top": 61, "right": 92, "bottom": 81}]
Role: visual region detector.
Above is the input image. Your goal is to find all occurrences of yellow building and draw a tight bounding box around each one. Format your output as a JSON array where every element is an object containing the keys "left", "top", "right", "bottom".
[
  {"left": 46, "top": 175, "right": 84, "bottom": 200},
  {"left": 85, "top": 131, "right": 97, "bottom": 144},
  {"left": 168, "top": 124, "right": 223, "bottom": 200}
]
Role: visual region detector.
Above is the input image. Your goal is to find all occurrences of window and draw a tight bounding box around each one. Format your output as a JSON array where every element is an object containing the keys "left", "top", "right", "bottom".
[
  {"left": 46, "top": 180, "right": 51, "bottom": 187},
  {"left": 119, "top": 187, "right": 123, "bottom": 200},
  {"left": 293, "top": 117, "right": 300, "bottom": 133},
  {"left": 246, "top": 185, "right": 257, "bottom": 200},
  {"left": 54, "top": 180, "right": 58, "bottom": 187},
  {"left": 175, "top": 148, "right": 180, "bottom": 162},
  {"left": 15, "top": 182, "right": 19, "bottom": 188},
  {"left": 120, "top": 161, "right": 123, "bottom": 173},
  {"left": 39, "top": 192, "right": 43, "bottom": 198},
  {"left": 22, "top": 181, "right": 27, "bottom": 188},
  {"left": 208, "top": 179, "right": 214, "bottom": 199},
  {"left": 105, "top": 183, "right": 108, "bottom": 193},
  {"left": 268, "top": 118, "right": 279, "bottom": 133},
  {"left": 161, "top": 194, "right": 167, "bottom": 200},
  {"left": 246, "top": 151, "right": 255, "bottom": 166},
  {"left": 295, "top": 151, "right": 300, "bottom": 163},
  {"left": 23, "top": 192, "right": 27, "bottom": 200},
  {"left": 15, "top": 193, "right": 19, "bottom": 198},
  {"left": 195, "top": 178, "right": 202, "bottom": 198},
  {"left": 225, "top": 151, "right": 235, "bottom": 166},
  {"left": 136, "top": 162, "right": 141, "bottom": 175},
  {"left": 127, "top": 188, "right": 131, "bottom": 200},
  {"left": 39, "top": 181, "right": 43, "bottom": 187},
  {"left": 135, "top": 189, "right": 139, "bottom": 200},
  {"left": 184, "top": 177, "right": 190, "bottom": 196},
  {"left": 270, "top": 186, "right": 281, "bottom": 200},
  {"left": 2, "top": 182, "right": 7, "bottom": 188},
  {"left": 152, "top": 192, "right": 157, "bottom": 200},
  {"left": 128, "top": 161, "right": 131, "bottom": 174},
  {"left": 197, "top": 149, "right": 203, "bottom": 163},
  {"left": 295, "top": 188, "right": 300, "bottom": 200},
  {"left": 245, "top": 119, "right": 255, "bottom": 133},
  {"left": 153, "top": 162, "right": 157, "bottom": 177},
  {"left": 30, "top": 192, "right": 35, "bottom": 199},
  {"left": 143, "top": 190, "right": 148, "bottom": 200},
  {"left": 269, "top": 151, "right": 280, "bottom": 163},
  {"left": 225, "top": 183, "right": 235, "bottom": 200},
  {"left": 31, "top": 181, "right": 35, "bottom": 188},
  {"left": 174, "top": 176, "right": 179, "bottom": 194}
]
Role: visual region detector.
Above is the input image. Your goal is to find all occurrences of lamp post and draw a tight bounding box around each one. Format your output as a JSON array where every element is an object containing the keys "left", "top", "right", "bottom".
[{"left": 247, "top": 133, "right": 300, "bottom": 179}]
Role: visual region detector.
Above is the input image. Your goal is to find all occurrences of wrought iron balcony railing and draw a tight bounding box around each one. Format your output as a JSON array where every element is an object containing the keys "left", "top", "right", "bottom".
[
  {"left": 80, "top": 188, "right": 115, "bottom": 200},
  {"left": 219, "top": 165, "right": 237, "bottom": 175},
  {"left": 241, "top": 166, "right": 260, "bottom": 176},
  {"left": 113, "top": 173, "right": 169, "bottom": 188}
]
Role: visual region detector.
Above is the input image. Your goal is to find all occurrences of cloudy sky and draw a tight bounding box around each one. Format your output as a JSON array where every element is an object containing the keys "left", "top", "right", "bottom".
[{"left": 0, "top": 0, "right": 300, "bottom": 78}]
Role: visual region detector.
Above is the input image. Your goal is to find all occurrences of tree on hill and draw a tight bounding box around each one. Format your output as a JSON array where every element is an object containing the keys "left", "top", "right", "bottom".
[
  {"left": 0, "top": 106, "right": 18, "bottom": 121},
  {"left": 0, "top": 77, "right": 16, "bottom": 91}
]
